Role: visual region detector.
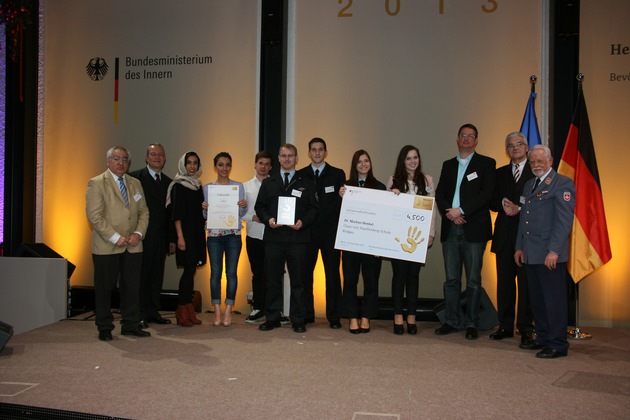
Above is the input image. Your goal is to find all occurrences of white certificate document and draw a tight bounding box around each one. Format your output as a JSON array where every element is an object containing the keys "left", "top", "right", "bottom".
[
  {"left": 335, "top": 186, "right": 434, "bottom": 263},
  {"left": 277, "top": 196, "right": 296, "bottom": 225},
  {"left": 205, "top": 185, "right": 240, "bottom": 229}
]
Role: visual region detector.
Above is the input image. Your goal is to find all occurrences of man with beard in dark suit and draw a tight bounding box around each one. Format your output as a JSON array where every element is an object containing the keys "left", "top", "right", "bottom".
[
  {"left": 489, "top": 132, "right": 535, "bottom": 344},
  {"left": 129, "top": 144, "right": 176, "bottom": 326}
]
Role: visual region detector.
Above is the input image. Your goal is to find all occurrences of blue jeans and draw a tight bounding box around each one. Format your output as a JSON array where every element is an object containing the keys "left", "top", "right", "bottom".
[
  {"left": 442, "top": 224, "right": 487, "bottom": 328},
  {"left": 207, "top": 234, "right": 242, "bottom": 305}
]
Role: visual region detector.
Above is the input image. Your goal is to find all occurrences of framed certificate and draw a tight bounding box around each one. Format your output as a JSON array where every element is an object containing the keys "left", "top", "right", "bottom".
[
  {"left": 277, "top": 196, "right": 296, "bottom": 225},
  {"left": 205, "top": 185, "right": 240, "bottom": 229}
]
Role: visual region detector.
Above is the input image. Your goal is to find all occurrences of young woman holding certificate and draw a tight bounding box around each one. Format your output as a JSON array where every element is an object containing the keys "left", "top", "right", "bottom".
[
  {"left": 387, "top": 145, "right": 436, "bottom": 335},
  {"left": 339, "top": 150, "right": 386, "bottom": 334},
  {"left": 204, "top": 152, "right": 248, "bottom": 327}
]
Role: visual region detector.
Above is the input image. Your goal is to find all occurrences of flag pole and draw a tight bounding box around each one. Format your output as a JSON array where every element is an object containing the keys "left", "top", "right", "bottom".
[
  {"left": 530, "top": 74, "right": 537, "bottom": 93},
  {"left": 567, "top": 73, "right": 593, "bottom": 341}
]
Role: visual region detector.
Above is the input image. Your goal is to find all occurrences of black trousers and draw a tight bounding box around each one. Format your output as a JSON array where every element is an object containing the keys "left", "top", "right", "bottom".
[
  {"left": 342, "top": 251, "right": 382, "bottom": 319},
  {"left": 304, "top": 235, "right": 342, "bottom": 322},
  {"left": 246, "top": 236, "right": 266, "bottom": 311},
  {"left": 264, "top": 241, "right": 307, "bottom": 324},
  {"left": 139, "top": 236, "right": 167, "bottom": 320},
  {"left": 93, "top": 251, "right": 142, "bottom": 333},
  {"left": 495, "top": 249, "right": 534, "bottom": 333},
  {"left": 390, "top": 258, "right": 422, "bottom": 317}
]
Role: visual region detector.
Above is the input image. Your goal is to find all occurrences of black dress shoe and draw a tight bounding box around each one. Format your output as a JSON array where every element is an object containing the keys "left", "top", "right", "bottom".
[
  {"left": 292, "top": 323, "right": 306, "bottom": 333},
  {"left": 149, "top": 317, "right": 172, "bottom": 325},
  {"left": 536, "top": 347, "right": 567, "bottom": 359},
  {"left": 329, "top": 320, "right": 342, "bottom": 329},
  {"left": 489, "top": 328, "right": 514, "bottom": 340},
  {"left": 465, "top": 327, "right": 478, "bottom": 340},
  {"left": 360, "top": 327, "right": 370, "bottom": 334},
  {"left": 138, "top": 320, "right": 149, "bottom": 329},
  {"left": 407, "top": 324, "right": 417, "bottom": 335},
  {"left": 349, "top": 327, "right": 361, "bottom": 334},
  {"left": 98, "top": 330, "right": 113, "bottom": 341},
  {"left": 434, "top": 323, "right": 457, "bottom": 335},
  {"left": 520, "top": 331, "right": 534, "bottom": 344},
  {"left": 259, "top": 321, "right": 281, "bottom": 331},
  {"left": 519, "top": 339, "right": 544, "bottom": 350},
  {"left": 393, "top": 324, "right": 404, "bottom": 335},
  {"left": 121, "top": 328, "right": 151, "bottom": 337}
]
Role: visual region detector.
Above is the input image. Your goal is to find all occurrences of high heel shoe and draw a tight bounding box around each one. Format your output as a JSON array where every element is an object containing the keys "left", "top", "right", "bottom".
[
  {"left": 349, "top": 318, "right": 360, "bottom": 334},
  {"left": 185, "top": 303, "right": 202, "bottom": 325},
  {"left": 360, "top": 318, "right": 370, "bottom": 334},
  {"left": 407, "top": 323, "right": 417, "bottom": 335},
  {"left": 222, "top": 305, "right": 232, "bottom": 327},
  {"left": 213, "top": 305, "right": 222, "bottom": 327},
  {"left": 176, "top": 305, "right": 193, "bottom": 327},
  {"left": 393, "top": 324, "right": 404, "bottom": 335}
]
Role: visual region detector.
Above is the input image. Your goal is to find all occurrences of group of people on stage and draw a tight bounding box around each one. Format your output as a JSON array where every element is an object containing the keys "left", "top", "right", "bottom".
[{"left": 86, "top": 123, "right": 575, "bottom": 359}]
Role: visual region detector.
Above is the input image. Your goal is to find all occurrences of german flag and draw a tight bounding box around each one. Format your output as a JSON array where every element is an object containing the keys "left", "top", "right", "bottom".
[{"left": 558, "top": 86, "right": 612, "bottom": 282}]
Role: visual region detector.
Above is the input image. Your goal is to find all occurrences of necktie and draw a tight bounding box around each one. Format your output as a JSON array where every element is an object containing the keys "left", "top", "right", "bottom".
[
  {"left": 314, "top": 168, "right": 320, "bottom": 189},
  {"left": 359, "top": 180, "right": 365, "bottom": 187},
  {"left": 118, "top": 176, "right": 129, "bottom": 207},
  {"left": 155, "top": 173, "right": 161, "bottom": 184},
  {"left": 513, "top": 164, "right": 521, "bottom": 183},
  {"left": 283, "top": 172, "right": 290, "bottom": 188},
  {"left": 532, "top": 177, "right": 540, "bottom": 193}
]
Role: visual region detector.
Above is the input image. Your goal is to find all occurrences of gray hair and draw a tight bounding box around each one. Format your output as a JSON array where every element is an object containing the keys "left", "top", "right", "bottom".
[
  {"left": 505, "top": 131, "right": 527, "bottom": 147},
  {"left": 529, "top": 144, "right": 552, "bottom": 159},
  {"left": 106, "top": 146, "right": 131, "bottom": 162}
]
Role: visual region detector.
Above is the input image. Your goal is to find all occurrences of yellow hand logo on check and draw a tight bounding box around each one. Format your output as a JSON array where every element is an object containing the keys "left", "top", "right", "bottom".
[
  {"left": 226, "top": 214, "right": 236, "bottom": 227},
  {"left": 395, "top": 226, "right": 424, "bottom": 253}
]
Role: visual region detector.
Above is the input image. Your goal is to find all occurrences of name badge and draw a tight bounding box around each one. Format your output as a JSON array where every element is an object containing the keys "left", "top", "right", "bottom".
[
  {"left": 520, "top": 196, "right": 525, "bottom": 204},
  {"left": 291, "top": 189, "right": 302, "bottom": 198},
  {"left": 466, "top": 172, "right": 478, "bottom": 181},
  {"left": 133, "top": 192, "right": 142, "bottom": 202},
  {"left": 325, "top": 186, "right": 335, "bottom": 194}
]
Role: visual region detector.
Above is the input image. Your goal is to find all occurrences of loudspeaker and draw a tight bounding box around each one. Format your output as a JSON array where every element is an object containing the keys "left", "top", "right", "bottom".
[
  {"left": 16, "top": 243, "right": 76, "bottom": 279},
  {"left": 433, "top": 287, "right": 498, "bottom": 330},
  {"left": 0, "top": 320, "right": 14, "bottom": 352}
]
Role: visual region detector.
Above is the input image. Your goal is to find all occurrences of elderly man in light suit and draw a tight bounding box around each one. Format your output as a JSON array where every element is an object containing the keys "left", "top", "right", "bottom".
[
  {"left": 86, "top": 146, "right": 150, "bottom": 341},
  {"left": 515, "top": 145, "right": 575, "bottom": 358}
]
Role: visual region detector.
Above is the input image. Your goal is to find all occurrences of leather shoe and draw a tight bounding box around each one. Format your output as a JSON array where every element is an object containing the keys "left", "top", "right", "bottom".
[
  {"left": 520, "top": 331, "right": 535, "bottom": 344},
  {"left": 138, "top": 320, "right": 149, "bottom": 329},
  {"left": 292, "top": 323, "right": 306, "bottom": 333},
  {"left": 329, "top": 320, "right": 342, "bottom": 329},
  {"left": 434, "top": 323, "right": 457, "bottom": 335},
  {"left": 98, "top": 330, "right": 113, "bottom": 341},
  {"left": 536, "top": 347, "right": 567, "bottom": 359},
  {"left": 349, "top": 326, "right": 361, "bottom": 334},
  {"left": 519, "top": 339, "right": 544, "bottom": 350},
  {"left": 121, "top": 328, "right": 151, "bottom": 337},
  {"left": 489, "top": 328, "right": 514, "bottom": 340},
  {"left": 407, "top": 324, "right": 417, "bottom": 335},
  {"left": 148, "top": 317, "right": 172, "bottom": 325},
  {"left": 393, "top": 324, "right": 404, "bottom": 335},
  {"left": 465, "top": 327, "right": 478, "bottom": 340},
  {"left": 259, "top": 321, "right": 281, "bottom": 331}
]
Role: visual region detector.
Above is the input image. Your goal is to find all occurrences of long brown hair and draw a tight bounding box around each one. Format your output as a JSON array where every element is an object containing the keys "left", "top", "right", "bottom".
[
  {"left": 347, "top": 149, "right": 380, "bottom": 188},
  {"left": 391, "top": 145, "right": 428, "bottom": 195}
]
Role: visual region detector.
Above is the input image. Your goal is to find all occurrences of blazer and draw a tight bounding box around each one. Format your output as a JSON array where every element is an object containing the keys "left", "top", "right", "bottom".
[
  {"left": 490, "top": 161, "right": 534, "bottom": 254},
  {"left": 86, "top": 170, "right": 149, "bottom": 255},
  {"left": 254, "top": 170, "right": 319, "bottom": 244},
  {"left": 128, "top": 166, "right": 175, "bottom": 246},
  {"left": 515, "top": 169, "right": 575, "bottom": 264},
  {"left": 435, "top": 152, "right": 496, "bottom": 243},
  {"left": 297, "top": 163, "right": 346, "bottom": 238}
]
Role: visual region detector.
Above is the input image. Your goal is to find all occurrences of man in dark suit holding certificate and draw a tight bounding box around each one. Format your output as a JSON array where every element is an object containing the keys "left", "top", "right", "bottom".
[
  {"left": 255, "top": 144, "right": 319, "bottom": 333},
  {"left": 515, "top": 145, "right": 575, "bottom": 358}
]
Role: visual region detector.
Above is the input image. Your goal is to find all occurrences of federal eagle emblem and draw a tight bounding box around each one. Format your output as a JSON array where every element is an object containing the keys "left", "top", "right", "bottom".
[{"left": 85, "top": 57, "right": 109, "bottom": 81}]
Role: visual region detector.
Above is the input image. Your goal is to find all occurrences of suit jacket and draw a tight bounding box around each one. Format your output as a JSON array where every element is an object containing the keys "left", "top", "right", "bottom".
[
  {"left": 86, "top": 170, "right": 149, "bottom": 255},
  {"left": 435, "top": 152, "right": 496, "bottom": 243},
  {"left": 490, "top": 161, "right": 534, "bottom": 254},
  {"left": 515, "top": 169, "right": 575, "bottom": 264},
  {"left": 254, "top": 170, "right": 318, "bottom": 244},
  {"left": 297, "top": 163, "right": 346, "bottom": 238},
  {"left": 129, "top": 167, "right": 175, "bottom": 248}
]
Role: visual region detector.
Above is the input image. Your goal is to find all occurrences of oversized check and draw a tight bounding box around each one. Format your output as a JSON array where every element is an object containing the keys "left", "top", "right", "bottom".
[
  {"left": 334, "top": 186, "right": 434, "bottom": 263},
  {"left": 205, "top": 184, "right": 240, "bottom": 230}
]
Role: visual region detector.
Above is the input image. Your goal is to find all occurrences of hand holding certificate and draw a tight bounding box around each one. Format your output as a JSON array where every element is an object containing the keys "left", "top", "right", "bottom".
[
  {"left": 205, "top": 185, "right": 240, "bottom": 229},
  {"left": 334, "top": 186, "right": 434, "bottom": 263}
]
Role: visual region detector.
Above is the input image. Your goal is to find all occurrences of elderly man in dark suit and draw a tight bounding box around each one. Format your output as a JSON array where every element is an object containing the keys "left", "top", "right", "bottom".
[
  {"left": 86, "top": 146, "right": 150, "bottom": 341},
  {"left": 515, "top": 145, "right": 575, "bottom": 358},
  {"left": 489, "top": 132, "right": 535, "bottom": 343},
  {"left": 435, "top": 123, "right": 496, "bottom": 340},
  {"left": 129, "top": 144, "right": 176, "bottom": 327}
]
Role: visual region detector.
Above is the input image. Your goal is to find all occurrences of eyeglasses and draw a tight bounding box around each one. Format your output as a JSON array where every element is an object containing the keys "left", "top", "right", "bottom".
[
  {"left": 279, "top": 154, "right": 296, "bottom": 159},
  {"left": 507, "top": 141, "right": 526, "bottom": 149},
  {"left": 110, "top": 156, "right": 129, "bottom": 163},
  {"left": 458, "top": 133, "right": 476, "bottom": 140}
]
